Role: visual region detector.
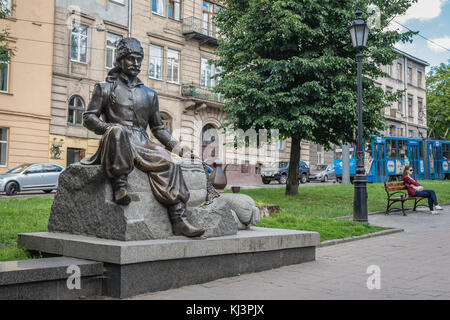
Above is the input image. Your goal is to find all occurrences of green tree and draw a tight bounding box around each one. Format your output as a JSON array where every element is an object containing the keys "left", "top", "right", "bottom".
[
  {"left": 214, "top": 0, "right": 416, "bottom": 195},
  {"left": 426, "top": 61, "right": 450, "bottom": 139}
]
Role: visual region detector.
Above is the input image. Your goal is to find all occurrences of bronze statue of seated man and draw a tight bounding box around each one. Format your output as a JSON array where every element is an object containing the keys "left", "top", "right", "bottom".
[{"left": 81, "top": 37, "right": 204, "bottom": 238}]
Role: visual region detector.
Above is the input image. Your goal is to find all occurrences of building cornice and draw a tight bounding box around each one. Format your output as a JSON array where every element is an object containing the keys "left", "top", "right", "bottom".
[
  {"left": 104, "top": 20, "right": 128, "bottom": 31},
  {"left": 147, "top": 32, "right": 185, "bottom": 46},
  {"left": 0, "top": 109, "right": 51, "bottom": 121}
]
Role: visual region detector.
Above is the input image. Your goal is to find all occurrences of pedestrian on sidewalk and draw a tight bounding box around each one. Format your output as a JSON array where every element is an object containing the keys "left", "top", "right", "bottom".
[{"left": 403, "top": 165, "right": 443, "bottom": 215}]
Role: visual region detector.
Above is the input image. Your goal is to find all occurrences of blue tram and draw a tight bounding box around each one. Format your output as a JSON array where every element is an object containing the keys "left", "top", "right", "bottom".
[{"left": 334, "top": 136, "right": 450, "bottom": 183}]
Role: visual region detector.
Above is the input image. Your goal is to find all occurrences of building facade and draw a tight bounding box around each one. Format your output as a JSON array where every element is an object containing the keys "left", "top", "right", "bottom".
[
  {"left": 130, "top": 0, "right": 310, "bottom": 184},
  {"left": 48, "top": 0, "right": 130, "bottom": 167},
  {"left": 377, "top": 48, "right": 428, "bottom": 139},
  {"left": 0, "top": 0, "right": 55, "bottom": 173},
  {"left": 45, "top": 0, "right": 305, "bottom": 185}
]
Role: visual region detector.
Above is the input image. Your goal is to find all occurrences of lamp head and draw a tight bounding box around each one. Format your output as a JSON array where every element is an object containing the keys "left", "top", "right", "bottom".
[{"left": 348, "top": 9, "right": 370, "bottom": 51}]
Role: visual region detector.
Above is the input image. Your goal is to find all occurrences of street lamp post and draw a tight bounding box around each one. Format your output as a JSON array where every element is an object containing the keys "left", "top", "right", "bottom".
[{"left": 348, "top": 9, "right": 369, "bottom": 223}]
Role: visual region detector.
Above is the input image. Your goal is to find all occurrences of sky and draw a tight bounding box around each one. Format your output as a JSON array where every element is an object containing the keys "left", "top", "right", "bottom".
[{"left": 387, "top": 0, "right": 450, "bottom": 72}]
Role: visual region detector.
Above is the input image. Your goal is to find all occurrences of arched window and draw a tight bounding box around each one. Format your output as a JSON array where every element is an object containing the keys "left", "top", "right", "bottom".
[
  {"left": 160, "top": 112, "right": 172, "bottom": 133},
  {"left": 68, "top": 96, "right": 85, "bottom": 125}
]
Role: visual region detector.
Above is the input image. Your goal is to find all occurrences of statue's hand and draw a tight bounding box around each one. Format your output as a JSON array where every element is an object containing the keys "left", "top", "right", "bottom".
[
  {"left": 171, "top": 144, "right": 183, "bottom": 157},
  {"left": 172, "top": 144, "right": 196, "bottom": 159}
]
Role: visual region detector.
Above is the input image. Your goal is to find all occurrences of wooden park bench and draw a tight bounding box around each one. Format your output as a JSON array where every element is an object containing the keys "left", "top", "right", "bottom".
[{"left": 384, "top": 181, "right": 426, "bottom": 216}]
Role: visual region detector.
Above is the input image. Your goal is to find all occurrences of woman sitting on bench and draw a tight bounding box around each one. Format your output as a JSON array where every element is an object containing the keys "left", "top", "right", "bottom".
[{"left": 403, "top": 165, "right": 443, "bottom": 215}]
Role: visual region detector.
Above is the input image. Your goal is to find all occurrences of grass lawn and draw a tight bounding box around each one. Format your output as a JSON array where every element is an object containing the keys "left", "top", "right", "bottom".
[
  {"left": 1, "top": 180, "right": 449, "bottom": 262},
  {"left": 237, "top": 180, "right": 450, "bottom": 241},
  {"left": 0, "top": 197, "right": 53, "bottom": 262}
]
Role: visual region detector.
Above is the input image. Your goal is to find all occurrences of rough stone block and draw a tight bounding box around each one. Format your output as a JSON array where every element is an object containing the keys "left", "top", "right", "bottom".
[{"left": 48, "top": 160, "right": 237, "bottom": 241}]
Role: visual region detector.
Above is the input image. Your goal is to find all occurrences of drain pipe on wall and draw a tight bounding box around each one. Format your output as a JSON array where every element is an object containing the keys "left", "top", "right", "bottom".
[
  {"left": 404, "top": 55, "right": 409, "bottom": 137},
  {"left": 128, "top": 0, "right": 132, "bottom": 37}
]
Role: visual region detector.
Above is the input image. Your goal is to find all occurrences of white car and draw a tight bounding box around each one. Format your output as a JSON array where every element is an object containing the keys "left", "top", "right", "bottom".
[{"left": 0, "top": 163, "right": 65, "bottom": 195}]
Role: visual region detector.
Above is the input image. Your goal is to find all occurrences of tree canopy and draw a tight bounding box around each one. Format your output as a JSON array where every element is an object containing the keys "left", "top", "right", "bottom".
[
  {"left": 213, "top": 0, "right": 416, "bottom": 194},
  {"left": 426, "top": 61, "right": 450, "bottom": 139}
]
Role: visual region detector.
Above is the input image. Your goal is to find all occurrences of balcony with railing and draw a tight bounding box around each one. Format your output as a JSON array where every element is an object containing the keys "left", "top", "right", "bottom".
[
  {"left": 182, "top": 16, "right": 218, "bottom": 46},
  {"left": 181, "top": 83, "right": 224, "bottom": 105}
]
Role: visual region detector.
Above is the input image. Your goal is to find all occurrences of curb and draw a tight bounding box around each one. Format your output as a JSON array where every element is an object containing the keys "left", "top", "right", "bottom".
[
  {"left": 334, "top": 203, "right": 450, "bottom": 220},
  {"left": 318, "top": 228, "right": 404, "bottom": 248}
]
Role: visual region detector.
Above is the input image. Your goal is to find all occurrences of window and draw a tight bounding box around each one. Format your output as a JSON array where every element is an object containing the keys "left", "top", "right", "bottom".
[
  {"left": 166, "top": 49, "right": 180, "bottom": 84},
  {"left": 389, "top": 126, "right": 396, "bottom": 137},
  {"left": 398, "top": 97, "right": 403, "bottom": 113},
  {"left": 2, "top": 0, "right": 12, "bottom": 16},
  {"left": 71, "top": 22, "right": 89, "bottom": 63},
  {"left": 149, "top": 44, "right": 163, "bottom": 80},
  {"left": 203, "top": 1, "right": 214, "bottom": 36},
  {"left": 278, "top": 140, "right": 285, "bottom": 150},
  {"left": 26, "top": 164, "right": 45, "bottom": 174},
  {"left": 418, "top": 98, "right": 424, "bottom": 124},
  {"left": 105, "top": 33, "right": 122, "bottom": 69},
  {"left": 152, "top": 0, "right": 165, "bottom": 16},
  {"left": 417, "top": 71, "right": 422, "bottom": 87},
  {"left": 67, "top": 148, "right": 85, "bottom": 166},
  {"left": 168, "top": 0, "right": 180, "bottom": 21},
  {"left": 443, "top": 143, "right": 450, "bottom": 160},
  {"left": 68, "top": 96, "right": 85, "bottom": 125},
  {"left": 241, "top": 160, "right": 249, "bottom": 174},
  {"left": 0, "top": 128, "right": 7, "bottom": 166},
  {"left": 407, "top": 67, "right": 412, "bottom": 84},
  {"left": 386, "top": 64, "right": 391, "bottom": 77},
  {"left": 407, "top": 95, "right": 413, "bottom": 117},
  {"left": 386, "top": 139, "right": 397, "bottom": 159},
  {"left": 0, "top": 52, "right": 9, "bottom": 92},
  {"left": 201, "top": 58, "right": 213, "bottom": 89},
  {"left": 160, "top": 112, "right": 172, "bottom": 133},
  {"left": 110, "top": 0, "right": 126, "bottom": 4},
  {"left": 398, "top": 140, "right": 407, "bottom": 159},
  {"left": 397, "top": 62, "right": 402, "bottom": 80},
  {"left": 43, "top": 164, "right": 63, "bottom": 173}
]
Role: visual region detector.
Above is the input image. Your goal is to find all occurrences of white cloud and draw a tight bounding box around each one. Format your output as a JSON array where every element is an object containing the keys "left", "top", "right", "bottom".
[
  {"left": 385, "top": 0, "right": 447, "bottom": 33},
  {"left": 396, "top": 0, "right": 447, "bottom": 24},
  {"left": 427, "top": 36, "right": 450, "bottom": 52}
]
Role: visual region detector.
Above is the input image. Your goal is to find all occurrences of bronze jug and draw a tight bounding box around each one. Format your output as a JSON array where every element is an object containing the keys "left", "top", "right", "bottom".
[{"left": 210, "top": 161, "right": 228, "bottom": 190}]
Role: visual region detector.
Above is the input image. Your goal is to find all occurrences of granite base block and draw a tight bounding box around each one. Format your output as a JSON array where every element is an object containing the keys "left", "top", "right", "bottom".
[
  {"left": 18, "top": 227, "right": 320, "bottom": 299},
  {"left": 0, "top": 257, "right": 103, "bottom": 300},
  {"left": 103, "top": 246, "right": 315, "bottom": 298}
]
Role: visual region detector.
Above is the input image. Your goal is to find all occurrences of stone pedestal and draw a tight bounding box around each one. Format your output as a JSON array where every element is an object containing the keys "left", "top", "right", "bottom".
[{"left": 18, "top": 228, "right": 320, "bottom": 298}]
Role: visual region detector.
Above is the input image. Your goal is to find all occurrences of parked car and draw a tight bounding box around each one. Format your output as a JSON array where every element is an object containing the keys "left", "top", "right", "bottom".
[
  {"left": 309, "top": 164, "right": 335, "bottom": 182},
  {"left": 261, "top": 161, "right": 310, "bottom": 184},
  {"left": 0, "top": 163, "right": 65, "bottom": 196}
]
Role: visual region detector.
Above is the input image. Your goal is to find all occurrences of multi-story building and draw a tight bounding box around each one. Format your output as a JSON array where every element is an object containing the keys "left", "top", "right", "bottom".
[
  {"left": 129, "top": 0, "right": 310, "bottom": 184},
  {"left": 0, "top": 0, "right": 55, "bottom": 173},
  {"left": 377, "top": 48, "right": 428, "bottom": 139},
  {"left": 45, "top": 0, "right": 305, "bottom": 184},
  {"left": 48, "top": 0, "right": 130, "bottom": 167}
]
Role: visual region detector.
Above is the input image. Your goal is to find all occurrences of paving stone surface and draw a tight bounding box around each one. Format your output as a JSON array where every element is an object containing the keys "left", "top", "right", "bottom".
[{"left": 126, "top": 205, "right": 450, "bottom": 300}]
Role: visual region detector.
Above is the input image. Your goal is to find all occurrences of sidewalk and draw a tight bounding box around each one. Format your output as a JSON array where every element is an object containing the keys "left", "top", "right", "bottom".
[{"left": 128, "top": 205, "right": 450, "bottom": 300}]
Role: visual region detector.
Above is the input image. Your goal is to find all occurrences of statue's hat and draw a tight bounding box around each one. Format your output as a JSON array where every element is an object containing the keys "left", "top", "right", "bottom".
[{"left": 115, "top": 37, "right": 144, "bottom": 62}]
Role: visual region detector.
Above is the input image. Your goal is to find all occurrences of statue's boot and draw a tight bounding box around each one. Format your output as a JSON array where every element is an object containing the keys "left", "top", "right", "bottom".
[
  {"left": 112, "top": 176, "right": 131, "bottom": 206},
  {"left": 169, "top": 202, "right": 205, "bottom": 237}
]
